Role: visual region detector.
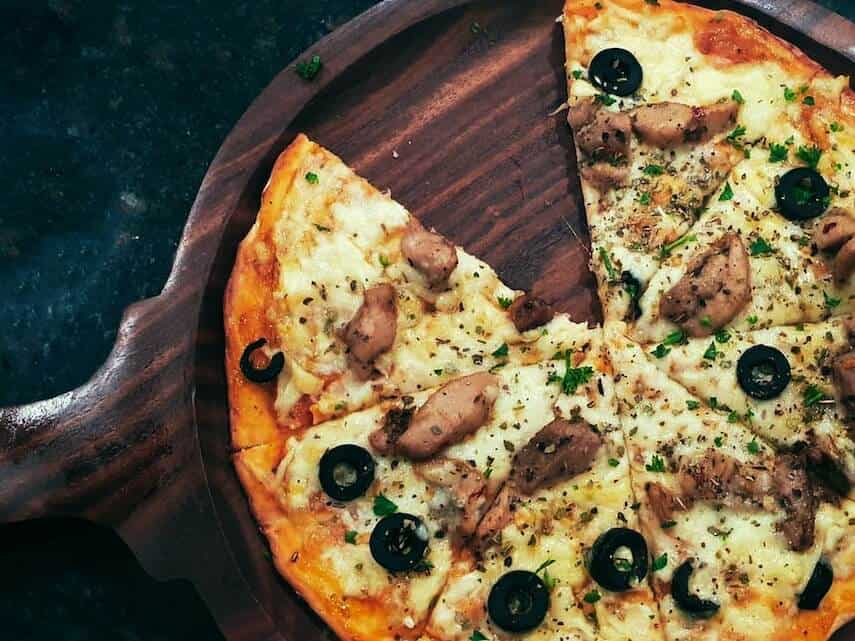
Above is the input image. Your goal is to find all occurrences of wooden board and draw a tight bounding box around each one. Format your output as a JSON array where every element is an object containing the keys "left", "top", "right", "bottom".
[{"left": 0, "top": 1, "right": 853, "bottom": 640}]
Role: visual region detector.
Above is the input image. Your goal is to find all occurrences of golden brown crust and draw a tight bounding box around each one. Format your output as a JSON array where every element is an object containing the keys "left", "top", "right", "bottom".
[{"left": 225, "top": 134, "right": 314, "bottom": 450}]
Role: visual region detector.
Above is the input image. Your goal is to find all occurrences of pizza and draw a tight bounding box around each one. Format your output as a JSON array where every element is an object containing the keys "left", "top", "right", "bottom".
[{"left": 225, "top": 2, "right": 855, "bottom": 640}]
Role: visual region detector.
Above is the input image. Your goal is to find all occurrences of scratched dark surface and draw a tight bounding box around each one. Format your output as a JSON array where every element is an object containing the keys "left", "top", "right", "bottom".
[{"left": 1, "top": 1, "right": 853, "bottom": 640}]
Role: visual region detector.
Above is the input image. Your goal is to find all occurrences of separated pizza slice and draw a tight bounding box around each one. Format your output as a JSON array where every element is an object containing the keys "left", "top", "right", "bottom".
[
  {"left": 561, "top": 0, "right": 854, "bottom": 330},
  {"left": 226, "top": 134, "right": 564, "bottom": 449},
  {"left": 234, "top": 320, "right": 619, "bottom": 641},
  {"left": 645, "top": 317, "right": 855, "bottom": 502},
  {"left": 607, "top": 322, "right": 855, "bottom": 641},
  {"left": 425, "top": 329, "right": 663, "bottom": 641}
]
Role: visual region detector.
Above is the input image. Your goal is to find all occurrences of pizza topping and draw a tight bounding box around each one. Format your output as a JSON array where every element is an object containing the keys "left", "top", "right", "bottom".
[
  {"left": 487, "top": 570, "right": 550, "bottom": 632},
  {"left": 588, "top": 527, "right": 649, "bottom": 592},
  {"left": 679, "top": 450, "right": 816, "bottom": 551},
  {"left": 474, "top": 483, "right": 515, "bottom": 551},
  {"left": 833, "top": 349, "right": 855, "bottom": 418},
  {"left": 775, "top": 167, "right": 830, "bottom": 221},
  {"left": 815, "top": 209, "right": 855, "bottom": 281},
  {"left": 736, "top": 345, "right": 791, "bottom": 400},
  {"left": 568, "top": 97, "right": 632, "bottom": 188},
  {"left": 369, "top": 513, "right": 430, "bottom": 572},
  {"left": 511, "top": 418, "right": 603, "bottom": 495},
  {"left": 369, "top": 406, "right": 414, "bottom": 456},
  {"left": 391, "top": 373, "right": 500, "bottom": 460},
  {"left": 318, "top": 444, "right": 376, "bottom": 502},
  {"left": 630, "top": 100, "right": 738, "bottom": 147},
  {"left": 343, "top": 283, "right": 397, "bottom": 377},
  {"left": 239, "top": 338, "right": 285, "bottom": 383},
  {"left": 400, "top": 218, "right": 458, "bottom": 287},
  {"left": 645, "top": 481, "right": 687, "bottom": 522},
  {"left": 588, "top": 48, "right": 643, "bottom": 97},
  {"left": 415, "top": 458, "right": 488, "bottom": 537},
  {"left": 660, "top": 233, "right": 751, "bottom": 337},
  {"left": 508, "top": 294, "right": 554, "bottom": 332},
  {"left": 797, "top": 558, "right": 833, "bottom": 610},
  {"left": 671, "top": 561, "right": 720, "bottom": 619}
]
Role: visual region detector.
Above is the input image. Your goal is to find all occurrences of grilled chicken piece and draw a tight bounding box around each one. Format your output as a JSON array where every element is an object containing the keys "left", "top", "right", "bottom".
[
  {"left": 813, "top": 209, "right": 855, "bottom": 281},
  {"left": 416, "top": 458, "right": 489, "bottom": 537},
  {"left": 568, "top": 97, "right": 632, "bottom": 189},
  {"left": 343, "top": 283, "right": 397, "bottom": 377},
  {"left": 401, "top": 218, "right": 458, "bottom": 287},
  {"left": 660, "top": 233, "right": 751, "bottom": 337},
  {"left": 630, "top": 100, "right": 739, "bottom": 147}
]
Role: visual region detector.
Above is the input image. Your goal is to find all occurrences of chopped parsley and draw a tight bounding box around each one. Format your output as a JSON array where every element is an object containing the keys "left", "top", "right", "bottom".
[
  {"left": 651, "top": 330, "right": 686, "bottom": 359},
  {"left": 373, "top": 494, "right": 398, "bottom": 516},
  {"left": 803, "top": 95, "right": 815, "bottom": 106},
  {"left": 718, "top": 182, "right": 734, "bottom": 201},
  {"left": 747, "top": 315, "right": 758, "bottom": 325},
  {"left": 651, "top": 344, "right": 670, "bottom": 359},
  {"left": 700, "top": 315, "right": 712, "bottom": 328},
  {"left": 661, "top": 520, "right": 677, "bottom": 529},
  {"left": 796, "top": 145, "right": 822, "bottom": 169},
  {"left": 572, "top": 69, "right": 584, "bottom": 79},
  {"left": 305, "top": 171, "right": 320, "bottom": 184},
  {"left": 709, "top": 397, "right": 719, "bottom": 409},
  {"left": 484, "top": 467, "right": 493, "bottom": 479},
  {"left": 608, "top": 458, "right": 620, "bottom": 467},
  {"left": 433, "top": 368, "right": 443, "bottom": 376},
  {"left": 345, "top": 530, "right": 358, "bottom": 544},
  {"left": 598, "top": 246, "right": 617, "bottom": 281},
  {"left": 595, "top": 93, "right": 616, "bottom": 106},
  {"left": 548, "top": 356, "right": 594, "bottom": 395},
  {"left": 750, "top": 236, "right": 774, "bottom": 256},
  {"left": 535, "top": 559, "right": 556, "bottom": 574},
  {"left": 747, "top": 438, "right": 760, "bottom": 455},
  {"left": 660, "top": 233, "right": 697, "bottom": 259},
  {"left": 804, "top": 384, "right": 828, "bottom": 407},
  {"left": 652, "top": 553, "right": 668, "bottom": 572},
  {"left": 470, "top": 632, "right": 488, "bottom": 641},
  {"left": 379, "top": 254, "right": 391, "bottom": 268},
  {"left": 584, "top": 589, "right": 601, "bottom": 604},
  {"left": 783, "top": 86, "right": 797, "bottom": 102},
  {"left": 491, "top": 343, "right": 509, "bottom": 358},
  {"left": 643, "top": 164, "right": 665, "bottom": 176},
  {"left": 703, "top": 342, "right": 718, "bottom": 360},
  {"left": 714, "top": 436, "right": 724, "bottom": 447},
  {"left": 830, "top": 122, "right": 844, "bottom": 133},
  {"left": 686, "top": 400, "right": 701, "bottom": 410},
  {"left": 727, "top": 411, "right": 740, "bottom": 423},
  {"left": 296, "top": 54, "right": 323, "bottom": 81},
  {"left": 715, "top": 329, "right": 731, "bottom": 343},
  {"left": 824, "top": 291, "right": 842, "bottom": 309},
  {"left": 727, "top": 125, "right": 747, "bottom": 142},
  {"left": 731, "top": 89, "right": 744, "bottom": 104},
  {"left": 768, "top": 143, "right": 788, "bottom": 163},
  {"left": 646, "top": 455, "right": 666, "bottom": 473},
  {"left": 497, "top": 295, "right": 513, "bottom": 309},
  {"left": 639, "top": 191, "right": 651, "bottom": 206}
]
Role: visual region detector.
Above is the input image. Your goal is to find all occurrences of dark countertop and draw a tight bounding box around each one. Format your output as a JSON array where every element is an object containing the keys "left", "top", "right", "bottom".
[{"left": 1, "top": 1, "right": 853, "bottom": 641}]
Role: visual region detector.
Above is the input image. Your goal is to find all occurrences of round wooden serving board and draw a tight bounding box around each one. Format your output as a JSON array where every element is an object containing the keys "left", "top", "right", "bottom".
[{"left": 1, "top": 1, "right": 853, "bottom": 640}]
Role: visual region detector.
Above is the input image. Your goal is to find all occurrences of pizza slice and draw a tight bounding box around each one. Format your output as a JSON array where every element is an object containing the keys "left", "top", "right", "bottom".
[
  {"left": 425, "top": 328, "right": 663, "bottom": 641},
  {"left": 234, "top": 320, "right": 618, "bottom": 641},
  {"left": 226, "top": 134, "right": 563, "bottom": 449},
  {"left": 607, "top": 322, "right": 855, "bottom": 641},
  {"left": 645, "top": 317, "right": 855, "bottom": 501},
  {"left": 561, "top": 0, "right": 854, "bottom": 332}
]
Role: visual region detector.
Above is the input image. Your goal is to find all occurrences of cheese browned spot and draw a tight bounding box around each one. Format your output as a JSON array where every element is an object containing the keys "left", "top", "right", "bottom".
[
  {"left": 660, "top": 233, "right": 751, "bottom": 336},
  {"left": 343, "top": 283, "right": 397, "bottom": 378}
]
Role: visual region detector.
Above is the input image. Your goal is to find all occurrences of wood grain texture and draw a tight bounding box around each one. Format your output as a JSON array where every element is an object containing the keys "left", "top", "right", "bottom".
[{"left": 0, "top": 1, "right": 852, "bottom": 640}]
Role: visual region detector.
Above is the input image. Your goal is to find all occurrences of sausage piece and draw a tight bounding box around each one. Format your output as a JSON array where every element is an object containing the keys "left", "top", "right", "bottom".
[
  {"left": 813, "top": 210, "right": 855, "bottom": 251},
  {"left": 394, "top": 372, "right": 499, "bottom": 460},
  {"left": 631, "top": 100, "right": 739, "bottom": 147},
  {"left": 343, "top": 284, "right": 397, "bottom": 377},
  {"left": 416, "top": 458, "right": 489, "bottom": 537},
  {"left": 401, "top": 219, "right": 458, "bottom": 287},
  {"left": 660, "top": 233, "right": 751, "bottom": 337},
  {"left": 511, "top": 418, "right": 602, "bottom": 495},
  {"left": 508, "top": 294, "right": 554, "bottom": 332}
]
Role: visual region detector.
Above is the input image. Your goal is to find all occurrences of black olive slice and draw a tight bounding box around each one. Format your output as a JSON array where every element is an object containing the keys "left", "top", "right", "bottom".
[
  {"left": 318, "top": 444, "right": 376, "bottom": 501},
  {"left": 588, "top": 527, "right": 649, "bottom": 592},
  {"left": 487, "top": 570, "right": 550, "bottom": 633},
  {"left": 369, "top": 513, "right": 429, "bottom": 573},
  {"left": 736, "top": 345, "right": 791, "bottom": 400},
  {"left": 774, "top": 167, "right": 829, "bottom": 221},
  {"left": 588, "top": 48, "right": 643, "bottom": 97},
  {"left": 798, "top": 558, "right": 833, "bottom": 610},
  {"left": 239, "top": 338, "right": 285, "bottom": 383},
  {"left": 671, "top": 560, "right": 720, "bottom": 619}
]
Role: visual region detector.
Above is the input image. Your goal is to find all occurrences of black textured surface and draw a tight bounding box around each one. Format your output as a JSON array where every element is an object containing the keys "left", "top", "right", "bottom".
[{"left": 1, "top": 1, "right": 853, "bottom": 641}]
